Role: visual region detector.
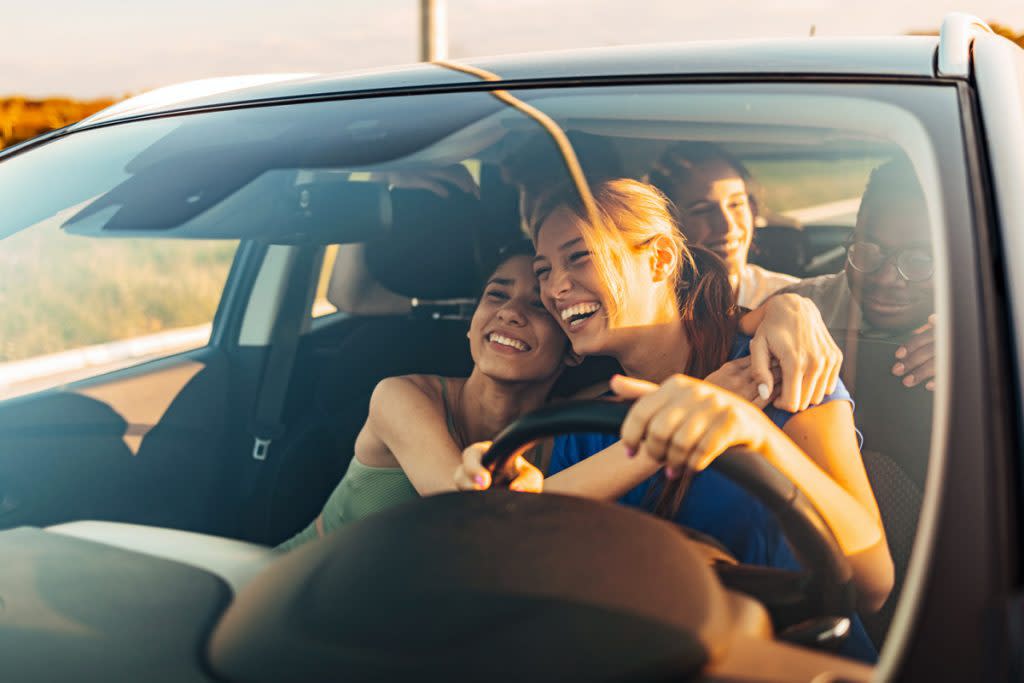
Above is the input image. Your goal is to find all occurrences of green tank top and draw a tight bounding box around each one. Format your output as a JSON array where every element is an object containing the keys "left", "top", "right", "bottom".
[{"left": 276, "top": 377, "right": 457, "bottom": 551}]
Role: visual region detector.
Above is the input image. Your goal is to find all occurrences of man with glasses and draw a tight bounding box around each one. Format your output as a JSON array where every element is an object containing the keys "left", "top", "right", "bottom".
[{"left": 780, "top": 157, "right": 936, "bottom": 392}]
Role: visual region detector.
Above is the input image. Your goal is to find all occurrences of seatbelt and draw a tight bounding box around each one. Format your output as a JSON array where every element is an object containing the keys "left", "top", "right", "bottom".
[{"left": 249, "top": 246, "right": 318, "bottom": 462}]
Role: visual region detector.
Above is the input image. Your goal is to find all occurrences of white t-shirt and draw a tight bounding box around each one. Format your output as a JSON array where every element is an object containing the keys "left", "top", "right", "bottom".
[{"left": 737, "top": 264, "right": 800, "bottom": 309}]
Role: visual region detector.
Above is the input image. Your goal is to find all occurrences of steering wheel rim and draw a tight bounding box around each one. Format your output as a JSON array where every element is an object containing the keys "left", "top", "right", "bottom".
[{"left": 482, "top": 399, "right": 856, "bottom": 617}]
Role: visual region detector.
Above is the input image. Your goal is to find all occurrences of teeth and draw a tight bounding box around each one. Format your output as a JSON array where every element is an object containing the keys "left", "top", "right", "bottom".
[
  {"left": 559, "top": 302, "right": 601, "bottom": 321},
  {"left": 488, "top": 333, "right": 529, "bottom": 351}
]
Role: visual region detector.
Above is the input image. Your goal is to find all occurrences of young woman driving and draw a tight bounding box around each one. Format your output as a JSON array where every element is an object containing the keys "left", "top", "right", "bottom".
[{"left": 455, "top": 180, "right": 893, "bottom": 634}]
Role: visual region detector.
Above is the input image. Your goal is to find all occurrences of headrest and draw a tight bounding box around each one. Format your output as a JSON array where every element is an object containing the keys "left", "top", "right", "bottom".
[{"left": 363, "top": 185, "right": 517, "bottom": 300}]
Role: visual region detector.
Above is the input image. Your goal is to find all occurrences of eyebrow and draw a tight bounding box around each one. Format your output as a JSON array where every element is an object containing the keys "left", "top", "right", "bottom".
[{"left": 486, "top": 277, "right": 514, "bottom": 287}]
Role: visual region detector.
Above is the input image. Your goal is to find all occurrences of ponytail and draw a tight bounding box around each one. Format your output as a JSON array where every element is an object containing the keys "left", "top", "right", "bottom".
[
  {"left": 677, "top": 245, "right": 739, "bottom": 379},
  {"left": 651, "top": 245, "right": 739, "bottom": 519}
]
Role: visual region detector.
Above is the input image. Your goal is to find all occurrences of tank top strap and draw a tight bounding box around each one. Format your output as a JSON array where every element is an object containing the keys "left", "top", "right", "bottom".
[{"left": 438, "top": 376, "right": 460, "bottom": 443}]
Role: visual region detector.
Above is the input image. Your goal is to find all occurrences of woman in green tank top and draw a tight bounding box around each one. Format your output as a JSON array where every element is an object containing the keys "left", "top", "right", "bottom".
[{"left": 279, "top": 242, "right": 578, "bottom": 550}]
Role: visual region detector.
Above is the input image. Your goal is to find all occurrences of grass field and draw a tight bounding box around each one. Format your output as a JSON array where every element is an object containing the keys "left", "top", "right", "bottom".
[{"left": 0, "top": 225, "right": 236, "bottom": 363}]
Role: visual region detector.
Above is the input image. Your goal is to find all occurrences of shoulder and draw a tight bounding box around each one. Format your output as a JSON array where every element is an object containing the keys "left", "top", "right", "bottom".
[
  {"left": 746, "top": 264, "right": 800, "bottom": 287},
  {"left": 779, "top": 271, "right": 848, "bottom": 301},
  {"left": 369, "top": 375, "right": 445, "bottom": 413},
  {"left": 738, "top": 265, "right": 800, "bottom": 308},
  {"left": 725, "top": 334, "right": 853, "bottom": 428}
]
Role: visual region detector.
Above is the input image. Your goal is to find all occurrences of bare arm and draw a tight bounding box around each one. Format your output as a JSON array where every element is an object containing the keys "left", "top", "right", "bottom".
[
  {"left": 360, "top": 376, "right": 462, "bottom": 495},
  {"left": 328, "top": 244, "right": 412, "bottom": 315},
  {"left": 614, "top": 374, "right": 893, "bottom": 612}
]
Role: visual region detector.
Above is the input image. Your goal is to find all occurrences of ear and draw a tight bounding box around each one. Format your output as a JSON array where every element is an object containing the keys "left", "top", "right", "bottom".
[
  {"left": 562, "top": 345, "right": 584, "bottom": 368},
  {"left": 648, "top": 233, "right": 678, "bottom": 283}
]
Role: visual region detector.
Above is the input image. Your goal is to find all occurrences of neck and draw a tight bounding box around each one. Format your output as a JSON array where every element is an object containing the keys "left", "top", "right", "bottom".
[
  {"left": 451, "top": 369, "right": 557, "bottom": 445},
  {"left": 610, "top": 318, "right": 692, "bottom": 383}
]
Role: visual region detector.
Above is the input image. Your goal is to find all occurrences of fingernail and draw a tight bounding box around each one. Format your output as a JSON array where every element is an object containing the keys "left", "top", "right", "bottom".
[
  {"left": 473, "top": 475, "right": 487, "bottom": 488},
  {"left": 895, "top": 347, "right": 907, "bottom": 359},
  {"left": 926, "top": 380, "right": 936, "bottom": 391},
  {"left": 892, "top": 363, "right": 905, "bottom": 376},
  {"left": 757, "top": 383, "right": 771, "bottom": 400},
  {"left": 665, "top": 465, "right": 681, "bottom": 480},
  {"left": 903, "top": 374, "right": 916, "bottom": 387},
  {"left": 624, "top": 446, "right": 636, "bottom": 458}
]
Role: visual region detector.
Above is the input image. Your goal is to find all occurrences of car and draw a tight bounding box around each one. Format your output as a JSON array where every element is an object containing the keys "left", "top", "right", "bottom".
[{"left": 1, "top": 12, "right": 1022, "bottom": 681}]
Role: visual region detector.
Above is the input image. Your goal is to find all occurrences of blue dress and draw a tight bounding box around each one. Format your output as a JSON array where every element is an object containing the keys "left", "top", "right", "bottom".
[{"left": 548, "top": 335, "right": 878, "bottom": 662}]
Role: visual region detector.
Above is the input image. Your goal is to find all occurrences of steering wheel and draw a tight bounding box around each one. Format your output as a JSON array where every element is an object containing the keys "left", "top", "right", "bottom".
[
  {"left": 209, "top": 399, "right": 862, "bottom": 683},
  {"left": 481, "top": 399, "right": 856, "bottom": 620}
]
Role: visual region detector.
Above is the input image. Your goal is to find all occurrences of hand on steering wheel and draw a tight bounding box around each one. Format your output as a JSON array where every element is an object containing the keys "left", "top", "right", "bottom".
[
  {"left": 454, "top": 442, "right": 543, "bottom": 493},
  {"left": 470, "top": 396, "right": 855, "bottom": 619}
]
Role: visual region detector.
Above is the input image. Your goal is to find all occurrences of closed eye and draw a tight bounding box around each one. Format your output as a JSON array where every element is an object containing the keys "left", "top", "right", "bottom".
[
  {"left": 533, "top": 266, "right": 551, "bottom": 279},
  {"left": 485, "top": 289, "right": 510, "bottom": 300},
  {"left": 569, "top": 250, "right": 591, "bottom": 263}
]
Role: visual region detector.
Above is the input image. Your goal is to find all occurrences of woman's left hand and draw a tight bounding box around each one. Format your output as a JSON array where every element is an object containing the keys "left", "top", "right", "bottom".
[{"left": 610, "top": 373, "right": 771, "bottom": 476}]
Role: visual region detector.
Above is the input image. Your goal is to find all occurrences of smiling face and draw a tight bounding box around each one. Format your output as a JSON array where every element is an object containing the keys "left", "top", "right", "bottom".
[
  {"left": 845, "top": 160, "right": 935, "bottom": 332},
  {"left": 468, "top": 254, "right": 571, "bottom": 383},
  {"left": 846, "top": 204, "right": 934, "bottom": 332},
  {"left": 532, "top": 206, "right": 669, "bottom": 357},
  {"left": 665, "top": 158, "right": 754, "bottom": 282}
]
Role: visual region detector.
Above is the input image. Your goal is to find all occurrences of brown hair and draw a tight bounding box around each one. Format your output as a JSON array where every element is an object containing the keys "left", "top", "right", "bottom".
[{"left": 531, "top": 178, "right": 738, "bottom": 517}]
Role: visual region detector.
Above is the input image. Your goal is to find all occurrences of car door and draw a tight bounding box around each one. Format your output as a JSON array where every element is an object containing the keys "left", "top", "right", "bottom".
[{"left": 0, "top": 229, "right": 256, "bottom": 534}]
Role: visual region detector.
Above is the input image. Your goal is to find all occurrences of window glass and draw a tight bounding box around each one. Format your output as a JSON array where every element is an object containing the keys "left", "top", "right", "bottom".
[
  {"left": 0, "top": 219, "right": 236, "bottom": 400},
  {"left": 0, "top": 82, "right": 966, "bottom": 659}
]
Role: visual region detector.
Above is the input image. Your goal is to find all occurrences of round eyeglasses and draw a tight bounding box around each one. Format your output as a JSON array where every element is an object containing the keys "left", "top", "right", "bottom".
[{"left": 846, "top": 241, "right": 934, "bottom": 283}]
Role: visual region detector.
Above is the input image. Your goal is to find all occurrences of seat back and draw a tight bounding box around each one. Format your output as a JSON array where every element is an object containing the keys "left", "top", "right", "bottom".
[{"left": 846, "top": 334, "right": 933, "bottom": 646}]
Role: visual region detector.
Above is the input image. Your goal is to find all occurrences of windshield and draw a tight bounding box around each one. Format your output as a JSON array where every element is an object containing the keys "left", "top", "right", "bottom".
[{"left": 0, "top": 81, "right": 966, "bottom": 666}]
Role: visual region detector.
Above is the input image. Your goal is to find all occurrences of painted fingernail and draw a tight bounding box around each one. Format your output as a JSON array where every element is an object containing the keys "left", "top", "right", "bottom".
[
  {"left": 624, "top": 446, "right": 636, "bottom": 458},
  {"left": 926, "top": 380, "right": 936, "bottom": 391},
  {"left": 473, "top": 474, "right": 487, "bottom": 488},
  {"left": 895, "top": 347, "right": 907, "bottom": 359},
  {"left": 757, "top": 383, "right": 771, "bottom": 400},
  {"left": 892, "top": 363, "right": 905, "bottom": 376},
  {"left": 903, "top": 374, "right": 916, "bottom": 387},
  {"left": 665, "top": 465, "right": 682, "bottom": 480}
]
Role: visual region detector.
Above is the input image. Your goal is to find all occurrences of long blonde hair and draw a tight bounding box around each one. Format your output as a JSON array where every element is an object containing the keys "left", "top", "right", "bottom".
[{"left": 529, "top": 178, "right": 738, "bottom": 379}]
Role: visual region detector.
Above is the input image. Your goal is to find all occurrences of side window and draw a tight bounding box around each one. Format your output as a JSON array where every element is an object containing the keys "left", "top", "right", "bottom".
[{"left": 0, "top": 222, "right": 237, "bottom": 401}]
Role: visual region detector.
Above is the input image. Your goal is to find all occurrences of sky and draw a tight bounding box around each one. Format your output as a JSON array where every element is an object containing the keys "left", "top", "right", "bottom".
[{"left": 4, "top": 0, "right": 1024, "bottom": 98}]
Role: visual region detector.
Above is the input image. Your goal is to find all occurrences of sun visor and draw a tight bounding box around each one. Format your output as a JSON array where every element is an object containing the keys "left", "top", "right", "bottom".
[
  {"left": 60, "top": 170, "right": 392, "bottom": 245},
  {"left": 363, "top": 186, "right": 489, "bottom": 300}
]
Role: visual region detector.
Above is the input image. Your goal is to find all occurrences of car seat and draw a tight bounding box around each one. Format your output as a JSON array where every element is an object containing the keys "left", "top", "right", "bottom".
[{"left": 843, "top": 334, "right": 932, "bottom": 647}]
